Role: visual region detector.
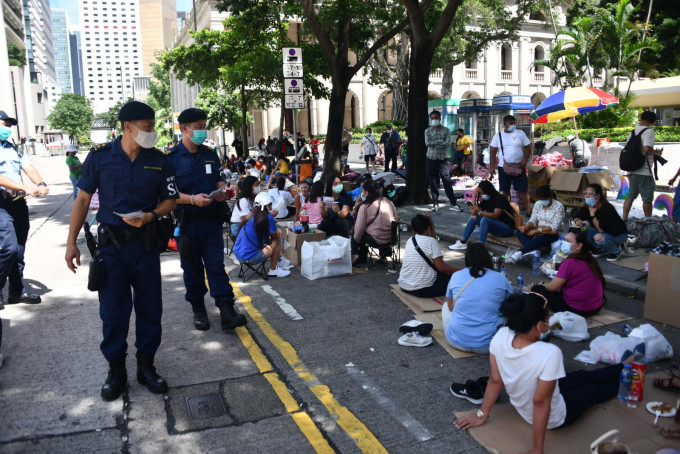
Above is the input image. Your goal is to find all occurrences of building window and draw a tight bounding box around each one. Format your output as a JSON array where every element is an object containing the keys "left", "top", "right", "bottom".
[
  {"left": 500, "top": 44, "right": 512, "bottom": 71},
  {"left": 534, "top": 46, "right": 545, "bottom": 72}
]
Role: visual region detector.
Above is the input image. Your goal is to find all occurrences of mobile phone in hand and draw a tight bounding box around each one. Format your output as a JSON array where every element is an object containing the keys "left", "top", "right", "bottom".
[{"left": 466, "top": 201, "right": 473, "bottom": 206}]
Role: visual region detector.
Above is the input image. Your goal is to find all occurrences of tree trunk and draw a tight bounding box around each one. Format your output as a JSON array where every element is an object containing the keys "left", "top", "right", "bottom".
[
  {"left": 391, "top": 86, "right": 408, "bottom": 123},
  {"left": 440, "top": 59, "right": 454, "bottom": 98},
  {"left": 405, "top": 41, "right": 434, "bottom": 205},
  {"left": 240, "top": 86, "right": 250, "bottom": 154},
  {"left": 320, "top": 79, "right": 350, "bottom": 182}
]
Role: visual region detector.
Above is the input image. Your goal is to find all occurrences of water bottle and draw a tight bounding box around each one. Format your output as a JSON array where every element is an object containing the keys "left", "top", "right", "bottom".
[
  {"left": 533, "top": 253, "right": 541, "bottom": 276},
  {"left": 618, "top": 364, "right": 632, "bottom": 402},
  {"left": 515, "top": 273, "right": 524, "bottom": 294},
  {"left": 501, "top": 266, "right": 507, "bottom": 281},
  {"left": 300, "top": 208, "right": 309, "bottom": 233}
]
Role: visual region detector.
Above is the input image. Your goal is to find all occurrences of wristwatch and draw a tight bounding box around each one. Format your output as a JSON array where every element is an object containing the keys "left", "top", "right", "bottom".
[
  {"left": 151, "top": 211, "right": 162, "bottom": 222},
  {"left": 476, "top": 409, "right": 489, "bottom": 420},
  {"left": 37, "top": 182, "right": 47, "bottom": 187}
]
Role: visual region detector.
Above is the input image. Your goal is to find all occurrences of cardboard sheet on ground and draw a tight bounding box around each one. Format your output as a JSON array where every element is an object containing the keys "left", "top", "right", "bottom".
[
  {"left": 430, "top": 330, "right": 480, "bottom": 359},
  {"left": 415, "top": 312, "right": 444, "bottom": 331},
  {"left": 455, "top": 371, "right": 680, "bottom": 454},
  {"left": 585, "top": 307, "right": 633, "bottom": 328},
  {"left": 609, "top": 252, "right": 650, "bottom": 272},
  {"left": 390, "top": 284, "right": 444, "bottom": 313}
]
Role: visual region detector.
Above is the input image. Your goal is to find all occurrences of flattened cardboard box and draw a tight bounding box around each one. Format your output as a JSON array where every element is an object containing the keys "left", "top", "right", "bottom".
[
  {"left": 644, "top": 252, "right": 680, "bottom": 328},
  {"left": 549, "top": 169, "right": 614, "bottom": 207},
  {"left": 283, "top": 229, "right": 326, "bottom": 266}
]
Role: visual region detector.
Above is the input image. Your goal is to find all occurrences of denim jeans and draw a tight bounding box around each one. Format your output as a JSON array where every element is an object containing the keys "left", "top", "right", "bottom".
[
  {"left": 69, "top": 175, "right": 79, "bottom": 200},
  {"left": 462, "top": 216, "right": 514, "bottom": 244},
  {"left": 585, "top": 226, "right": 627, "bottom": 254},
  {"left": 515, "top": 231, "right": 559, "bottom": 255},
  {"left": 427, "top": 158, "right": 456, "bottom": 205}
]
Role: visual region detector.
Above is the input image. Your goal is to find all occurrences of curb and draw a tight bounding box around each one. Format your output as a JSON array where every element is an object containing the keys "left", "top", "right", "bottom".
[{"left": 401, "top": 222, "right": 647, "bottom": 301}]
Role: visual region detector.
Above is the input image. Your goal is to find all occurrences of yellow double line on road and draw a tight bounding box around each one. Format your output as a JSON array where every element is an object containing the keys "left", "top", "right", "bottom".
[{"left": 231, "top": 281, "right": 387, "bottom": 454}]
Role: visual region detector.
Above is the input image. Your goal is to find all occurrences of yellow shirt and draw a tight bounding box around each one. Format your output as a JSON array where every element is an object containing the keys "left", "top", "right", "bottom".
[
  {"left": 456, "top": 136, "right": 473, "bottom": 155},
  {"left": 279, "top": 160, "right": 290, "bottom": 174}
]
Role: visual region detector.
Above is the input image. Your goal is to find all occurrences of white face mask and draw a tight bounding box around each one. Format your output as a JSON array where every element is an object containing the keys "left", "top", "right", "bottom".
[
  {"left": 253, "top": 186, "right": 261, "bottom": 195},
  {"left": 131, "top": 123, "right": 158, "bottom": 149}
]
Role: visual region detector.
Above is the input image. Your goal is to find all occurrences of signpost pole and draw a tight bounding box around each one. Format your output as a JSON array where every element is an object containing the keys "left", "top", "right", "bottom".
[{"left": 292, "top": 108, "right": 298, "bottom": 185}]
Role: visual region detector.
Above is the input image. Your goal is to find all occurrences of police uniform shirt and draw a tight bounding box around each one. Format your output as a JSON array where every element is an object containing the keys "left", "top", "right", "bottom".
[
  {"left": 166, "top": 142, "right": 225, "bottom": 214},
  {"left": 0, "top": 140, "right": 30, "bottom": 189},
  {"left": 78, "top": 137, "right": 179, "bottom": 227}
]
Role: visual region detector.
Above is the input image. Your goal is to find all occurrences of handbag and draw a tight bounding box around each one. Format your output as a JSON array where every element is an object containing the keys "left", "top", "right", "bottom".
[{"left": 498, "top": 133, "right": 523, "bottom": 176}]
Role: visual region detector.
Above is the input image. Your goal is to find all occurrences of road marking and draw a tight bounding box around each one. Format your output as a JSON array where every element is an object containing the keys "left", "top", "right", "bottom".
[
  {"left": 235, "top": 326, "right": 333, "bottom": 453},
  {"left": 261, "top": 284, "right": 304, "bottom": 320},
  {"left": 346, "top": 365, "right": 432, "bottom": 442},
  {"left": 231, "top": 283, "right": 388, "bottom": 453}
]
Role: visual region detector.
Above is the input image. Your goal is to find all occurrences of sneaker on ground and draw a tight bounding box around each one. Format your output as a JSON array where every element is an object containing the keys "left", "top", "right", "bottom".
[
  {"left": 399, "top": 320, "right": 434, "bottom": 336},
  {"left": 506, "top": 250, "right": 523, "bottom": 264},
  {"left": 591, "top": 249, "right": 607, "bottom": 258},
  {"left": 268, "top": 266, "right": 291, "bottom": 278},
  {"left": 278, "top": 256, "right": 294, "bottom": 270},
  {"left": 450, "top": 380, "right": 484, "bottom": 405},
  {"left": 606, "top": 251, "right": 621, "bottom": 262},
  {"left": 448, "top": 240, "right": 467, "bottom": 250},
  {"left": 397, "top": 332, "right": 433, "bottom": 347},
  {"left": 450, "top": 204, "right": 463, "bottom": 212},
  {"left": 431, "top": 202, "right": 439, "bottom": 212}
]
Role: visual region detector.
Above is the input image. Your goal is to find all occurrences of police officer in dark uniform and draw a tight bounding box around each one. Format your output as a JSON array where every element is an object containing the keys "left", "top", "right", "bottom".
[
  {"left": 65, "top": 101, "right": 179, "bottom": 401},
  {"left": 0, "top": 110, "right": 48, "bottom": 308},
  {"left": 166, "top": 108, "right": 246, "bottom": 332}
]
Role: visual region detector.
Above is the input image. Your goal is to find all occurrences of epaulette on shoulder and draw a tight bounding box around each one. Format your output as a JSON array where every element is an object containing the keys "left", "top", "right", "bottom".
[
  {"left": 91, "top": 142, "right": 112, "bottom": 153},
  {"left": 166, "top": 145, "right": 179, "bottom": 156}
]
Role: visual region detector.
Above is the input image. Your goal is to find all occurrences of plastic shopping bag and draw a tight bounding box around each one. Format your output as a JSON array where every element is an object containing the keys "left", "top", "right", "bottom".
[
  {"left": 549, "top": 312, "right": 590, "bottom": 342},
  {"left": 301, "top": 235, "right": 352, "bottom": 280},
  {"left": 628, "top": 323, "right": 674, "bottom": 363}
]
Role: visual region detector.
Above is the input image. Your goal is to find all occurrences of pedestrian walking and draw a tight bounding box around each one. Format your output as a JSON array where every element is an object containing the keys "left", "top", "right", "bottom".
[
  {"left": 379, "top": 124, "right": 401, "bottom": 173},
  {"left": 453, "top": 129, "right": 472, "bottom": 176},
  {"left": 65, "top": 101, "right": 179, "bottom": 401},
  {"left": 166, "top": 108, "right": 246, "bottom": 332},
  {"left": 360, "top": 127, "right": 379, "bottom": 174},
  {"left": 489, "top": 114, "right": 532, "bottom": 216},
  {"left": 65, "top": 143, "right": 83, "bottom": 200},
  {"left": 231, "top": 136, "right": 245, "bottom": 158},
  {"left": 425, "top": 110, "right": 461, "bottom": 212},
  {"left": 0, "top": 110, "right": 49, "bottom": 306}
]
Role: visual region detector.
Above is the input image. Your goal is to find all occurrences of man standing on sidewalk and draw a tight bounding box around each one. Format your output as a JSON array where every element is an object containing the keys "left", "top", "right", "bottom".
[
  {"left": 65, "top": 101, "right": 179, "bottom": 402},
  {"left": 0, "top": 110, "right": 49, "bottom": 307},
  {"left": 425, "top": 110, "right": 461, "bottom": 212},
  {"left": 361, "top": 127, "right": 379, "bottom": 174},
  {"left": 166, "top": 108, "right": 247, "bottom": 332},
  {"left": 489, "top": 115, "right": 532, "bottom": 216},
  {"left": 379, "top": 124, "right": 401, "bottom": 173}
]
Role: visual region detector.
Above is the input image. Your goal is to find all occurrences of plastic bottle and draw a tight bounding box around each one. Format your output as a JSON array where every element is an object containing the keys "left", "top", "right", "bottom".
[
  {"left": 618, "top": 364, "right": 632, "bottom": 402},
  {"left": 530, "top": 253, "right": 540, "bottom": 276},
  {"left": 501, "top": 266, "right": 507, "bottom": 281},
  {"left": 515, "top": 273, "right": 524, "bottom": 294},
  {"left": 300, "top": 208, "right": 309, "bottom": 233}
]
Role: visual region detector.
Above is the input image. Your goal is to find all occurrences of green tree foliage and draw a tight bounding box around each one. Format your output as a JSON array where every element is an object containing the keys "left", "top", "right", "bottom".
[
  {"left": 7, "top": 43, "right": 26, "bottom": 67},
  {"left": 195, "top": 89, "right": 245, "bottom": 133},
  {"left": 148, "top": 51, "right": 171, "bottom": 112},
  {"left": 95, "top": 99, "right": 131, "bottom": 131},
  {"left": 46, "top": 94, "right": 94, "bottom": 144}
]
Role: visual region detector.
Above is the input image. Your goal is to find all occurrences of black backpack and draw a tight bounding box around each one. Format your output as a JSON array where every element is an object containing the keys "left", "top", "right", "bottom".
[{"left": 619, "top": 127, "right": 649, "bottom": 172}]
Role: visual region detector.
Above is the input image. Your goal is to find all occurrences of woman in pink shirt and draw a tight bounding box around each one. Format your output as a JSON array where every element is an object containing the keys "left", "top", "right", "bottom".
[
  {"left": 530, "top": 228, "right": 604, "bottom": 316},
  {"left": 301, "top": 181, "right": 327, "bottom": 224}
]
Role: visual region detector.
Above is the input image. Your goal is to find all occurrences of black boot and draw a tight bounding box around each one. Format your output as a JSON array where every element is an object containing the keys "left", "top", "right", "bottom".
[
  {"left": 136, "top": 351, "right": 168, "bottom": 394},
  {"left": 189, "top": 298, "right": 210, "bottom": 331},
  {"left": 218, "top": 298, "right": 247, "bottom": 331},
  {"left": 101, "top": 355, "right": 127, "bottom": 401}
]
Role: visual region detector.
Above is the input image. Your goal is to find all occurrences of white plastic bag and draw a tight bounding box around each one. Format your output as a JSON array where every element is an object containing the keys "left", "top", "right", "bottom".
[
  {"left": 628, "top": 323, "right": 674, "bottom": 363},
  {"left": 575, "top": 325, "right": 674, "bottom": 365},
  {"left": 549, "top": 312, "right": 590, "bottom": 342},
  {"left": 301, "top": 235, "right": 352, "bottom": 280}
]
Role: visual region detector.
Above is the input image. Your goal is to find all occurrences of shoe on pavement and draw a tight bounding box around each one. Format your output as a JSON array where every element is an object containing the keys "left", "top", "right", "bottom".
[
  {"left": 398, "top": 332, "right": 433, "bottom": 347},
  {"left": 268, "top": 266, "right": 291, "bottom": 278},
  {"left": 506, "top": 250, "right": 523, "bottom": 264},
  {"left": 450, "top": 204, "right": 463, "bottom": 212},
  {"left": 399, "top": 320, "right": 434, "bottom": 336},
  {"left": 450, "top": 379, "right": 484, "bottom": 405},
  {"left": 448, "top": 240, "right": 467, "bottom": 250},
  {"left": 7, "top": 293, "right": 41, "bottom": 305},
  {"left": 606, "top": 251, "right": 621, "bottom": 262},
  {"left": 278, "top": 256, "right": 294, "bottom": 270},
  {"left": 431, "top": 202, "right": 439, "bottom": 212},
  {"left": 591, "top": 249, "right": 607, "bottom": 258}
]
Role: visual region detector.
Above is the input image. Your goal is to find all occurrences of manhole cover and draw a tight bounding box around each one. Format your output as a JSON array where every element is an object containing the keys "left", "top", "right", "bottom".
[{"left": 186, "top": 393, "right": 227, "bottom": 420}]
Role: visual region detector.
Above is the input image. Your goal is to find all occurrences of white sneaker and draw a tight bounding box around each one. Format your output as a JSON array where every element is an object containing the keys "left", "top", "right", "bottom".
[
  {"left": 398, "top": 332, "right": 433, "bottom": 347},
  {"left": 278, "top": 256, "right": 294, "bottom": 270},
  {"left": 506, "top": 250, "right": 523, "bottom": 264},
  {"left": 268, "top": 266, "right": 291, "bottom": 278},
  {"left": 448, "top": 240, "right": 467, "bottom": 250},
  {"left": 432, "top": 202, "right": 439, "bottom": 212},
  {"left": 450, "top": 204, "right": 463, "bottom": 212}
]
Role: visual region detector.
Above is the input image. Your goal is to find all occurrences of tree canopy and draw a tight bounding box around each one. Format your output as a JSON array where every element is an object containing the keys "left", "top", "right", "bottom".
[{"left": 47, "top": 94, "right": 94, "bottom": 144}]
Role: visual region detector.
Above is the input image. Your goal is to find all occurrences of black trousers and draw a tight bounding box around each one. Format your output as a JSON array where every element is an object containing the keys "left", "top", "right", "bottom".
[
  {"left": 559, "top": 364, "right": 622, "bottom": 426},
  {"left": 319, "top": 217, "right": 350, "bottom": 238},
  {"left": 351, "top": 233, "right": 383, "bottom": 262},
  {"left": 402, "top": 272, "right": 451, "bottom": 298},
  {"left": 530, "top": 285, "right": 602, "bottom": 317},
  {"left": 0, "top": 199, "right": 29, "bottom": 296}
]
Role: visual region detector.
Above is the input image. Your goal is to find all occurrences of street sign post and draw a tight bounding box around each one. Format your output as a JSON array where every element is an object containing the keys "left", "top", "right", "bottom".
[{"left": 283, "top": 48, "right": 304, "bottom": 184}]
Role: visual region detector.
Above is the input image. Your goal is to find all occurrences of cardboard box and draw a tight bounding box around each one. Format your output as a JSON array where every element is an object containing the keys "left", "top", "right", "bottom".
[
  {"left": 526, "top": 164, "right": 571, "bottom": 201},
  {"left": 644, "top": 253, "right": 680, "bottom": 328},
  {"left": 549, "top": 169, "right": 614, "bottom": 207},
  {"left": 283, "top": 229, "right": 326, "bottom": 266}
]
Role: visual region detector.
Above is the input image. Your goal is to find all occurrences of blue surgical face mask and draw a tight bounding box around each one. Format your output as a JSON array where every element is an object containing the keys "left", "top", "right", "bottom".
[
  {"left": 560, "top": 241, "right": 573, "bottom": 255},
  {"left": 360, "top": 195, "right": 366, "bottom": 202},
  {"left": 190, "top": 128, "right": 207, "bottom": 145},
  {"left": 0, "top": 126, "right": 11, "bottom": 141},
  {"left": 332, "top": 184, "right": 343, "bottom": 194},
  {"left": 431, "top": 119, "right": 440, "bottom": 126},
  {"left": 507, "top": 125, "right": 516, "bottom": 132},
  {"left": 540, "top": 328, "right": 551, "bottom": 341},
  {"left": 585, "top": 196, "right": 597, "bottom": 207},
  {"left": 388, "top": 190, "right": 396, "bottom": 198},
  {"left": 366, "top": 132, "right": 371, "bottom": 136},
  {"left": 481, "top": 194, "right": 491, "bottom": 201},
  {"left": 537, "top": 199, "right": 551, "bottom": 207}
]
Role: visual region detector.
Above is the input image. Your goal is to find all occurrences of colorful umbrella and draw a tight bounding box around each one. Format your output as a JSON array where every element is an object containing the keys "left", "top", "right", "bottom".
[{"left": 530, "top": 87, "right": 619, "bottom": 124}]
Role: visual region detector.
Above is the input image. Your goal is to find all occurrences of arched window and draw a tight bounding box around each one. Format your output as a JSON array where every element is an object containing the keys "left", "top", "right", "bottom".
[
  {"left": 501, "top": 44, "right": 512, "bottom": 71},
  {"left": 534, "top": 46, "right": 545, "bottom": 73}
]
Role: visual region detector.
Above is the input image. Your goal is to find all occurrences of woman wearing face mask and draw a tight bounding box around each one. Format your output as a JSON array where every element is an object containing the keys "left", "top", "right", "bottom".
[
  {"left": 230, "top": 176, "right": 261, "bottom": 237},
  {"left": 360, "top": 127, "right": 379, "bottom": 174},
  {"left": 530, "top": 228, "right": 604, "bottom": 317},
  {"left": 350, "top": 180, "right": 398, "bottom": 266},
  {"left": 571, "top": 183, "right": 628, "bottom": 262},
  {"left": 507, "top": 185, "right": 564, "bottom": 263},
  {"left": 454, "top": 292, "right": 639, "bottom": 454},
  {"left": 318, "top": 175, "right": 352, "bottom": 238},
  {"left": 294, "top": 180, "right": 311, "bottom": 221},
  {"left": 449, "top": 180, "right": 518, "bottom": 250}
]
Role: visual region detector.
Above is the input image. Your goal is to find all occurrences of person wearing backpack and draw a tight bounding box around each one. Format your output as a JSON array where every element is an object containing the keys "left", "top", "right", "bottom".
[
  {"left": 621, "top": 111, "right": 664, "bottom": 220},
  {"left": 379, "top": 124, "right": 401, "bottom": 173}
]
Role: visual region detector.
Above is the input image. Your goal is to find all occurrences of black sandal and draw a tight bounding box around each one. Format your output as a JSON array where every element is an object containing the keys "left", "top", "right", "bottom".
[{"left": 653, "top": 366, "right": 680, "bottom": 393}]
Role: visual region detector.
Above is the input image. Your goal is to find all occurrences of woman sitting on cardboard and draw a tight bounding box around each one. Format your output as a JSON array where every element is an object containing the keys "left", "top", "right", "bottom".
[
  {"left": 530, "top": 228, "right": 604, "bottom": 317},
  {"left": 350, "top": 179, "right": 398, "bottom": 266},
  {"left": 454, "top": 292, "right": 642, "bottom": 454}
]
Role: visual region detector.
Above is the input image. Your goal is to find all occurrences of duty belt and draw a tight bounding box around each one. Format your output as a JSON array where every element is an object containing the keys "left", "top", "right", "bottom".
[{"left": 97, "top": 224, "right": 141, "bottom": 248}]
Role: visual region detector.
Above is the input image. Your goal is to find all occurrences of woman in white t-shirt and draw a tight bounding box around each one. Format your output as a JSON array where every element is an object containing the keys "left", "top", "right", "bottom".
[
  {"left": 455, "top": 292, "right": 637, "bottom": 454},
  {"left": 398, "top": 214, "right": 460, "bottom": 298},
  {"left": 230, "top": 176, "right": 259, "bottom": 237},
  {"left": 268, "top": 176, "right": 295, "bottom": 219}
]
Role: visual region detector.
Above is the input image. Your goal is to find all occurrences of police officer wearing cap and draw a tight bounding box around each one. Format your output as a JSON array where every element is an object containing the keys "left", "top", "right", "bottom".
[
  {"left": 0, "top": 110, "right": 48, "bottom": 308},
  {"left": 166, "top": 108, "right": 246, "bottom": 332},
  {"left": 65, "top": 101, "right": 179, "bottom": 401}
]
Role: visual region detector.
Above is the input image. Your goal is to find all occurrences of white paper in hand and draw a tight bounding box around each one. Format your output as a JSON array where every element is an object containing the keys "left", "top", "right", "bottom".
[
  {"left": 114, "top": 211, "right": 144, "bottom": 219},
  {"left": 207, "top": 187, "right": 226, "bottom": 199}
]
